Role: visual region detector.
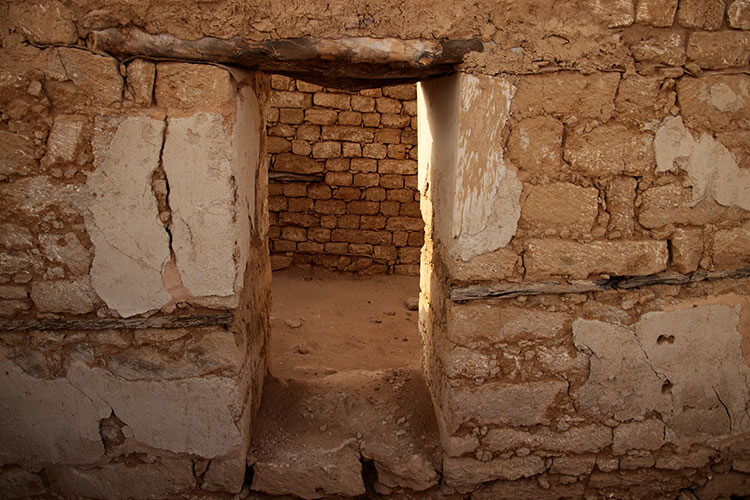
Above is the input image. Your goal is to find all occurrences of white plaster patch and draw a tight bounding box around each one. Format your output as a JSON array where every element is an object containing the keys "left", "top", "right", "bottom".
[
  {"left": 708, "top": 82, "right": 744, "bottom": 112},
  {"left": 163, "top": 113, "right": 237, "bottom": 298},
  {"left": 685, "top": 134, "right": 750, "bottom": 211},
  {"left": 574, "top": 304, "right": 750, "bottom": 439},
  {"left": 86, "top": 116, "right": 171, "bottom": 317},
  {"left": 654, "top": 116, "right": 695, "bottom": 173},
  {"left": 453, "top": 74, "right": 520, "bottom": 261}
]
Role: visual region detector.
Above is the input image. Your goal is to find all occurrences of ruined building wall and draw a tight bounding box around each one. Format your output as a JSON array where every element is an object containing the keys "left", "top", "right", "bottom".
[
  {"left": 0, "top": 33, "right": 270, "bottom": 495},
  {"left": 0, "top": 0, "right": 749, "bottom": 498},
  {"left": 266, "top": 76, "right": 422, "bottom": 275}
]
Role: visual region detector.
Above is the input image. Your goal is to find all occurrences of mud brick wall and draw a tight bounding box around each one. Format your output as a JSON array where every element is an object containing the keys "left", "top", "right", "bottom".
[{"left": 266, "top": 76, "right": 423, "bottom": 275}]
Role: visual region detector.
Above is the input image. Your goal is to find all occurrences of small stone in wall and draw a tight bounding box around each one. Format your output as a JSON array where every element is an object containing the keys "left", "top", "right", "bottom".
[
  {"left": 636, "top": 0, "right": 679, "bottom": 26},
  {"left": 728, "top": 0, "right": 750, "bottom": 29},
  {"left": 30, "top": 278, "right": 94, "bottom": 314},
  {"left": 676, "top": 0, "right": 726, "bottom": 30},
  {"left": 41, "top": 115, "right": 86, "bottom": 169},
  {"left": 669, "top": 227, "right": 703, "bottom": 273},
  {"left": 126, "top": 59, "right": 156, "bottom": 107}
]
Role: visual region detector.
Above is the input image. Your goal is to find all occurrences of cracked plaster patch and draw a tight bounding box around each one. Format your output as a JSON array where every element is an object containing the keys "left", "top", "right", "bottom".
[
  {"left": 574, "top": 304, "right": 750, "bottom": 440},
  {"left": 86, "top": 115, "right": 171, "bottom": 317},
  {"left": 654, "top": 116, "right": 750, "bottom": 210}
]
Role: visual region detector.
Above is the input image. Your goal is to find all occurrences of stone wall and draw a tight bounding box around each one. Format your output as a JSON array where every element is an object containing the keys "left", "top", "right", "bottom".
[
  {"left": 1, "top": 0, "right": 750, "bottom": 498},
  {"left": 0, "top": 42, "right": 270, "bottom": 497},
  {"left": 266, "top": 76, "right": 422, "bottom": 275}
]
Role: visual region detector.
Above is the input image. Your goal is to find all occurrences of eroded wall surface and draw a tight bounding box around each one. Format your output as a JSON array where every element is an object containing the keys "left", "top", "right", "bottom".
[
  {"left": 0, "top": 42, "right": 270, "bottom": 497},
  {"left": 0, "top": 0, "right": 749, "bottom": 498},
  {"left": 266, "top": 76, "right": 422, "bottom": 275}
]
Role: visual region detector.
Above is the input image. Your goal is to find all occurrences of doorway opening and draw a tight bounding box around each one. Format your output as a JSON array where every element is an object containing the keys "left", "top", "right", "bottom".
[{"left": 248, "top": 77, "right": 441, "bottom": 497}]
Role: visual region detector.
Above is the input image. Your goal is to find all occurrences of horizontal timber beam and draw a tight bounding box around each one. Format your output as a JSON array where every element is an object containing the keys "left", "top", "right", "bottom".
[
  {"left": 90, "top": 28, "right": 484, "bottom": 89},
  {"left": 450, "top": 267, "right": 750, "bottom": 301},
  {"left": 0, "top": 312, "right": 234, "bottom": 332}
]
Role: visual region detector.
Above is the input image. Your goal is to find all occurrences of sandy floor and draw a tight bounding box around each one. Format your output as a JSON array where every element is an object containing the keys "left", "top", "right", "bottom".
[{"left": 268, "top": 269, "right": 422, "bottom": 379}]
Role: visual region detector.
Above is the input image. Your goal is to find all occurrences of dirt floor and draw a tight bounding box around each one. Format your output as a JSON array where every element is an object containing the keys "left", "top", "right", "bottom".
[
  {"left": 267, "top": 269, "right": 422, "bottom": 380},
  {"left": 248, "top": 270, "right": 440, "bottom": 497}
]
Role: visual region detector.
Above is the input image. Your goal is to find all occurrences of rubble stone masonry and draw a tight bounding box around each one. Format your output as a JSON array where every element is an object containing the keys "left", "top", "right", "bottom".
[{"left": 266, "top": 76, "right": 422, "bottom": 275}]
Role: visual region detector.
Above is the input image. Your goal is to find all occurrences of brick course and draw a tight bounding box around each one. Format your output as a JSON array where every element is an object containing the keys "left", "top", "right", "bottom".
[{"left": 267, "top": 79, "right": 422, "bottom": 275}]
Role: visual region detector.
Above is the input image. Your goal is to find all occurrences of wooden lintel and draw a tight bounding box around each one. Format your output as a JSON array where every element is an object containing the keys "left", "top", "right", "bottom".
[
  {"left": 0, "top": 312, "right": 234, "bottom": 332},
  {"left": 268, "top": 172, "right": 324, "bottom": 183},
  {"left": 89, "top": 28, "right": 484, "bottom": 89},
  {"left": 449, "top": 267, "right": 750, "bottom": 301}
]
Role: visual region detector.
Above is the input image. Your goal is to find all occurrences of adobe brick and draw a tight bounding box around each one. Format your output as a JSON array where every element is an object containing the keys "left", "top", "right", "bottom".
[
  {"left": 288, "top": 198, "right": 314, "bottom": 212},
  {"left": 332, "top": 229, "right": 391, "bottom": 245},
  {"left": 308, "top": 184, "right": 332, "bottom": 200},
  {"left": 305, "top": 108, "right": 338, "bottom": 125},
  {"left": 320, "top": 215, "right": 337, "bottom": 228},
  {"left": 351, "top": 95, "right": 376, "bottom": 112},
  {"left": 342, "top": 142, "right": 362, "bottom": 157},
  {"left": 361, "top": 215, "right": 387, "bottom": 229},
  {"left": 381, "top": 113, "right": 411, "bottom": 128},
  {"left": 398, "top": 247, "right": 421, "bottom": 263},
  {"left": 375, "top": 128, "right": 402, "bottom": 144},
  {"left": 402, "top": 100, "right": 417, "bottom": 116},
  {"left": 362, "top": 113, "right": 381, "bottom": 127},
  {"left": 376, "top": 97, "right": 402, "bottom": 113},
  {"left": 349, "top": 243, "right": 373, "bottom": 255},
  {"left": 313, "top": 92, "right": 351, "bottom": 110},
  {"left": 282, "top": 183, "right": 308, "bottom": 197},
  {"left": 325, "top": 242, "right": 348, "bottom": 254},
  {"left": 387, "top": 144, "right": 408, "bottom": 159},
  {"left": 408, "top": 147, "right": 418, "bottom": 161},
  {"left": 332, "top": 187, "right": 361, "bottom": 201},
  {"left": 270, "top": 74, "right": 293, "bottom": 90},
  {"left": 364, "top": 187, "right": 386, "bottom": 201},
  {"left": 312, "top": 141, "right": 341, "bottom": 159},
  {"left": 363, "top": 143, "right": 388, "bottom": 159},
  {"left": 382, "top": 84, "right": 417, "bottom": 100},
  {"left": 279, "top": 108, "right": 303, "bottom": 124},
  {"left": 408, "top": 231, "right": 424, "bottom": 247},
  {"left": 321, "top": 125, "right": 374, "bottom": 143},
  {"left": 400, "top": 202, "right": 421, "bottom": 217},
  {"left": 268, "top": 196, "right": 287, "bottom": 212},
  {"left": 386, "top": 216, "right": 424, "bottom": 231},
  {"left": 393, "top": 230, "right": 408, "bottom": 246},
  {"left": 360, "top": 88, "right": 382, "bottom": 97},
  {"left": 374, "top": 245, "right": 398, "bottom": 261},
  {"left": 350, "top": 158, "right": 377, "bottom": 172},
  {"left": 308, "top": 228, "right": 331, "bottom": 242},
  {"left": 267, "top": 136, "right": 291, "bottom": 154},
  {"left": 297, "top": 241, "right": 324, "bottom": 253},
  {"left": 338, "top": 111, "right": 362, "bottom": 126},
  {"left": 296, "top": 124, "right": 320, "bottom": 141},
  {"left": 325, "top": 171, "right": 352, "bottom": 186},
  {"left": 401, "top": 129, "right": 417, "bottom": 145},
  {"left": 274, "top": 153, "right": 323, "bottom": 174},
  {"left": 268, "top": 123, "right": 295, "bottom": 137},
  {"left": 380, "top": 201, "right": 400, "bottom": 216},
  {"left": 380, "top": 175, "right": 404, "bottom": 188},
  {"left": 326, "top": 158, "right": 350, "bottom": 172},
  {"left": 281, "top": 226, "right": 307, "bottom": 241},
  {"left": 404, "top": 175, "right": 418, "bottom": 189},
  {"left": 348, "top": 200, "right": 380, "bottom": 215},
  {"left": 268, "top": 182, "right": 283, "bottom": 196},
  {"left": 315, "top": 199, "right": 347, "bottom": 215},
  {"left": 274, "top": 239, "right": 296, "bottom": 252},
  {"left": 271, "top": 90, "right": 308, "bottom": 108},
  {"left": 410, "top": 116, "right": 417, "bottom": 129},
  {"left": 291, "top": 140, "right": 311, "bottom": 156},
  {"left": 380, "top": 159, "right": 417, "bottom": 175},
  {"left": 279, "top": 212, "right": 318, "bottom": 227},
  {"left": 268, "top": 225, "right": 281, "bottom": 239},
  {"left": 387, "top": 188, "right": 415, "bottom": 202},
  {"left": 337, "top": 214, "right": 360, "bottom": 228},
  {"left": 296, "top": 80, "right": 323, "bottom": 92},
  {"left": 266, "top": 107, "right": 279, "bottom": 123},
  {"left": 353, "top": 173, "right": 379, "bottom": 187}
]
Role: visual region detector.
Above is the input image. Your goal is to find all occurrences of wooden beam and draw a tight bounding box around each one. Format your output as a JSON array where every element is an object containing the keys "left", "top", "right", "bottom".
[
  {"left": 269, "top": 172, "right": 324, "bottom": 183},
  {"left": 0, "top": 312, "right": 234, "bottom": 332},
  {"left": 89, "top": 28, "right": 484, "bottom": 89},
  {"left": 449, "top": 267, "right": 750, "bottom": 301}
]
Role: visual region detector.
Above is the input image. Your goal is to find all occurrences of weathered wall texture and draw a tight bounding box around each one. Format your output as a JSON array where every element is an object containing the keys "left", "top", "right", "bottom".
[
  {"left": 266, "top": 76, "right": 422, "bottom": 275},
  {"left": 418, "top": 3, "right": 750, "bottom": 496},
  {"left": 1, "top": 0, "right": 750, "bottom": 498},
  {"left": 0, "top": 33, "right": 270, "bottom": 497}
]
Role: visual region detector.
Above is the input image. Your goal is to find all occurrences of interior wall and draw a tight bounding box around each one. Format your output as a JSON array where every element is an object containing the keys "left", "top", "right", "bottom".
[{"left": 266, "top": 76, "right": 423, "bottom": 275}]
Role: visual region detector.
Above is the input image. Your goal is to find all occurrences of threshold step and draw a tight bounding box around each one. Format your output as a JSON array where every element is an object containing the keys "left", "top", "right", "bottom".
[{"left": 248, "top": 369, "right": 441, "bottom": 499}]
